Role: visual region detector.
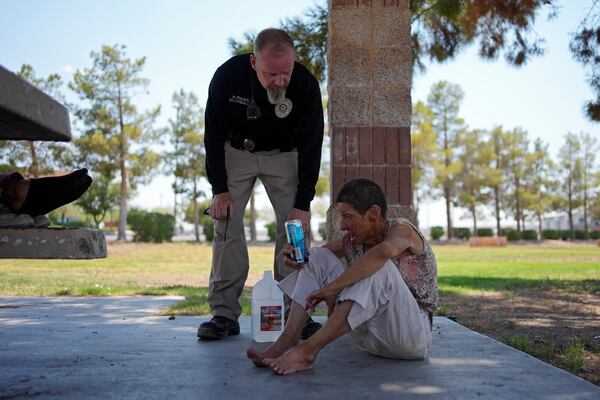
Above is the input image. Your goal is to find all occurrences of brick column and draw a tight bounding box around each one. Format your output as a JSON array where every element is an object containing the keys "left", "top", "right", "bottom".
[{"left": 326, "top": 0, "right": 414, "bottom": 240}]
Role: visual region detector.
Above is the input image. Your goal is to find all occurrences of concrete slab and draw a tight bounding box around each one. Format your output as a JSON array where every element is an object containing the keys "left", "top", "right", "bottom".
[
  {"left": 0, "top": 228, "right": 107, "bottom": 259},
  {"left": 0, "top": 297, "right": 598, "bottom": 399},
  {"left": 0, "top": 65, "right": 71, "bottom": 142}
]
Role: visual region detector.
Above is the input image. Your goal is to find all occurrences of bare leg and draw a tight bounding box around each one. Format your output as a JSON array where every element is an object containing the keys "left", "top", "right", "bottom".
[
  {"left": 247, "top": 301, "right": 309, "bottom": 367},
  {"left": 264, "top": 300, "right": 353, "bottom": 375}
]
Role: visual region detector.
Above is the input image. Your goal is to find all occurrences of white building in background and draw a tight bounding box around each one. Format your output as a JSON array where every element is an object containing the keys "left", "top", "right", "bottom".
[{"left": 542, "top": 209, "right": 599, "bottom": 231}]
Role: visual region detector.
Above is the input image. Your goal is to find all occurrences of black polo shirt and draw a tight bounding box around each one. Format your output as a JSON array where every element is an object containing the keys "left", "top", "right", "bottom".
[{"left": 204, "top": 54, "right": 324, "bottom": 211}]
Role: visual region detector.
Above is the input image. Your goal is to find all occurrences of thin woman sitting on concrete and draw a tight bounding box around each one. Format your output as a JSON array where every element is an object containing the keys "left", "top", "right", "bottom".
[{"left": 247, "top": 178, "right": 438, "bottom": 375}]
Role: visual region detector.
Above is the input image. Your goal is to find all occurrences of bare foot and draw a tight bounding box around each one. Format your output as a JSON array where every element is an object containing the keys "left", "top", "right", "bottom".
[
  {"left": 246, "top": 337, "right": 298, "bottom": 367},
  {"left": 264, "top": 343, "right": 317, "bottom": 375}
]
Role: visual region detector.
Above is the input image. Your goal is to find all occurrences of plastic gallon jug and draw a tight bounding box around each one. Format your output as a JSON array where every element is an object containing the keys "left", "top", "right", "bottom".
[{"left": 251, "top": 270, "right": 285, "bottom": 342}]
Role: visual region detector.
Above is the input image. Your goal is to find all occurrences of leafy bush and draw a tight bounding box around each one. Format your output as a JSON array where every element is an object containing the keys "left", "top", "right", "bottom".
[
  {"left": 49, "top": 213, "right": 95, "bottom": 228},
  {"left": 564, "top": 340, "right": 586, "bottom": 372},
  {"left": 430, "top": 226, "right": 444, "bottom": 240},
  {"left": 590, "top": 231, "right": 600, "bottom": 240},
  {"left": 127, "top": 209, "right": 174, "bottom": 243},
  {"left": 501, "top": 228, "right": 521, "bottom": 241},
  {"left": 452, "top": 227, "right": 471, "bottom": 240},
  {"left": 201, "top": 216, "right": 214, "bottom": 242},
  {"left": 476, "top": 228, "right": 493, "bottom": 237},
  {"left": 574, "top": 230, "right": 588, "bottom": 240},
  {"left": 509, "top": 336, "right": 531, "bottom": 352},
  {"left": 53, "top": 219, "right": 94, "bottom": 228},
  {"left": 522, "top": 230, "right": 538, "bottom": 241},
  {"left": 543, "top": 229, "right": 559, "bottom": 240},
  {"left": 265, "top": 221, "right": 277, "bottom": 242},
  {"left": 559, "top": 230, "right": 572, "bottom": 240}
]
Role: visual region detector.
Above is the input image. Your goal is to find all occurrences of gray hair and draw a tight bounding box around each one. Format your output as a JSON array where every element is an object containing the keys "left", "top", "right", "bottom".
[{"left": 254, "top": 28, "right": 295, "bottom": 55}]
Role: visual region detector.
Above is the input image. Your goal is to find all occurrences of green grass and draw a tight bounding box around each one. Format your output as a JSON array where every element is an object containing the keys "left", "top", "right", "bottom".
[
  {"left": 506, "top": 336, "right": 590, "bottom": 374},
  {"left": 435, "top": 245, "right": 600, "bottom": 295},
  {"left": 0, "top": 242, "right": 598, "bottom": 315}
]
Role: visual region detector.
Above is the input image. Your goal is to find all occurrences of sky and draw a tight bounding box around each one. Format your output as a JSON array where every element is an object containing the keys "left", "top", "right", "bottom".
[{"left": 1, "top": 0, "right": 597, "bottom": 230}]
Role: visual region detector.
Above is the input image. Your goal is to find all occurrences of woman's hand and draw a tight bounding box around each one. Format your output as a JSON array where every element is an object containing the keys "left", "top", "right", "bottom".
[
  {"left": 305, "top": 286, "right": 339, "bottom": 316},
  {"left": 282, "top": 243, "right": 304, "bottom": 270}
]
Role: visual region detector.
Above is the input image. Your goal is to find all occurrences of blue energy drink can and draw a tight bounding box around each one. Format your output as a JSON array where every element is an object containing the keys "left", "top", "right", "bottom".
[{"left": 285, "top": 219, "right": 307, "bottom": 263}]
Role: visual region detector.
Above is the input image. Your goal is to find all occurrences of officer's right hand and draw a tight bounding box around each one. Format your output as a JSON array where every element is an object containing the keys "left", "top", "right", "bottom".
[
  {"left": 210, "top": 192, "right": 234, "bottom": 220},
  {"left": 282, "top": 243, "right": 303, "bottom": 270}
]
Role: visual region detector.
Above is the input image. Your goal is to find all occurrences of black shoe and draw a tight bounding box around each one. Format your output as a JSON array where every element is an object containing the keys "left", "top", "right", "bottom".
[
  {"left": 197, "top": 316, "right": 240, "bottom": 340},
  {"left": 300, "top": 317, "right": 322, "bottom": 340}
]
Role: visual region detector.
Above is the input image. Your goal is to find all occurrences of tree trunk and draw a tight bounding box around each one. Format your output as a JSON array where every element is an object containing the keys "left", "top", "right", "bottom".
[
  {"left": 413, "top": 191, "right": 420, "bottom": 229},
  {"left": 193, "top": 179, "right": 200, "bottom": 243},
  {"left": 173, "top": 183, "right": 178, "bottom": 236},
  {"left": 515, "top": 177, "right": 522, "bottom": 232},
  {"left": 444, "top": 185, "right": 453, "bottom": 239},
  {"left": 583, "top": 180, "right": 589, "bottom": 233},
  {"left": 494, "top": 186, "right": 501, "bottom": 236},
  {"left": 537, "top": 213, "right": 543, "bottom": 241},
  {"left": 28, "top": 141, "right": 39, "bottom": 178},
  {"left": 249, "top": 188, "right": 256, "bottom": 241},
  {"left": 117, "top": 149, "right": 127, "bottom": 241},
  {"left": 117, "top": 90, "right": 128, "bottom": 241},
  {"left": 471, "top": 206, "right": 477, "bottom": 238},
  {"left": 567, "top": 173, "right": 574, "bottom": 239}
]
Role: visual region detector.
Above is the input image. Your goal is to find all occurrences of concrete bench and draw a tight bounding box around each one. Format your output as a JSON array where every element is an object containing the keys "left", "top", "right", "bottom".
[{"left": 0, "top": 65, "right": 106, "bottom": 259}]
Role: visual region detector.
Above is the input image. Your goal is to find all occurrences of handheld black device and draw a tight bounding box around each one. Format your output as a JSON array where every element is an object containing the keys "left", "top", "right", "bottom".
[{"left": 247, "top": 70, "right": 261, "bottom": 120}]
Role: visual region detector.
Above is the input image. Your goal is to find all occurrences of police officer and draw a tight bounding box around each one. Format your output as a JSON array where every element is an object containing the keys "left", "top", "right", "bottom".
[{"left": 198, "top": 28, "right": 324, "bottom": 340}]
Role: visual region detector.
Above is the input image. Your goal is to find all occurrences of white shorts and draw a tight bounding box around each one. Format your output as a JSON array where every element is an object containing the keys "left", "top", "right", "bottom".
[{"left": 278, "top": 247, "right": 432, "bottom": 359}]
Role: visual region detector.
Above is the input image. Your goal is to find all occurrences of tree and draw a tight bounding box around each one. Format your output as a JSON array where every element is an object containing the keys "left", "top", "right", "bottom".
[
  {"left": 411, "top": 101, "right": 440, "bottom": 228},
  {"left": 523, "top": 138, "right": 557, "bottom": 240},
  {"left": 232, "top": 1, "right": 557, "bottom": 79},
  {"left": 569, "top": 1, "right": 600, "bottom": 122},
  {"left": 427, "top": 81, "right": 465, "bottom": 239},
  {"left": 456, "top": 129, "right": 498, "bottom": 236},
  {"left": 578, "top": 131, "right": 598, "bottom": 232},
  {"left": 70, "top": 44, "right": 162, "bottom": 241},
  {"left": 591, "top": 173, "right": 600, "bottom": 222},
  {"left": 411, "top": 0, "right": 558, "bottom": 72},
  {"left": 557, "top": 133, "right": 583, "bottom": 238},
  {"left": 0, "top": 64, "right": 72, "bottom": 176},
  {"left": 167, "top": 89, "right": 205, "bottom": 242},
  {"left": 77, "top": 175, "right": 120, "bottom": 228},
  {"left": 489, "top": 126, "right": 510, "bottom": 235},
  {"left": 503, "top": 128, "right": 530, "bottom": 232}
]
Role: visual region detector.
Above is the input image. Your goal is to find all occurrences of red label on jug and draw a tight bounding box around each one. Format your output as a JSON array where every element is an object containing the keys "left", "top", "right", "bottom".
[{"left": 260, "top": 305, "right": 283, "bottom": 331}]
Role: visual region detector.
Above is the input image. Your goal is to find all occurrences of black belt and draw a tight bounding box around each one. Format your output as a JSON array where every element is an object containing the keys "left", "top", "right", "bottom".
[{"left": 228, "top": 138, "right": 293, "bottom": 153}]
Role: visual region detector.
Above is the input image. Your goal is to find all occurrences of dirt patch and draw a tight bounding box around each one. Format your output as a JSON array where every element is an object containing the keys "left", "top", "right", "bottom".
[{"left": 440, "top": 288, "right": 600, "bottom": 386}]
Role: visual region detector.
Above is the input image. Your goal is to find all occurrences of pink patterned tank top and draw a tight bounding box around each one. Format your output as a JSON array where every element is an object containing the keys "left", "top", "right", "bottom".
[{"left": 342, "top": 218, "right": 438, "bottom": 315}]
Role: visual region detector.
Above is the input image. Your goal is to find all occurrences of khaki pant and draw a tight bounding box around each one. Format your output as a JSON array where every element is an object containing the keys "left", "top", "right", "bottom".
[
  {"left": 279, "top": 247, "right": 432, "bottom": 359},
  {"left": 208, "top": 142, "right": 299, "bottom": 321}
]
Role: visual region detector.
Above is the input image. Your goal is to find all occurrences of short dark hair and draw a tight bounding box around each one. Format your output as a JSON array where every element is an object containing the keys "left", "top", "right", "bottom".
[
  {"left": 336, "top": 179, "right": 387, "bottom": 218},
  {"left": 254, "top": 28, "right": 295, "bottom": 55}
]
